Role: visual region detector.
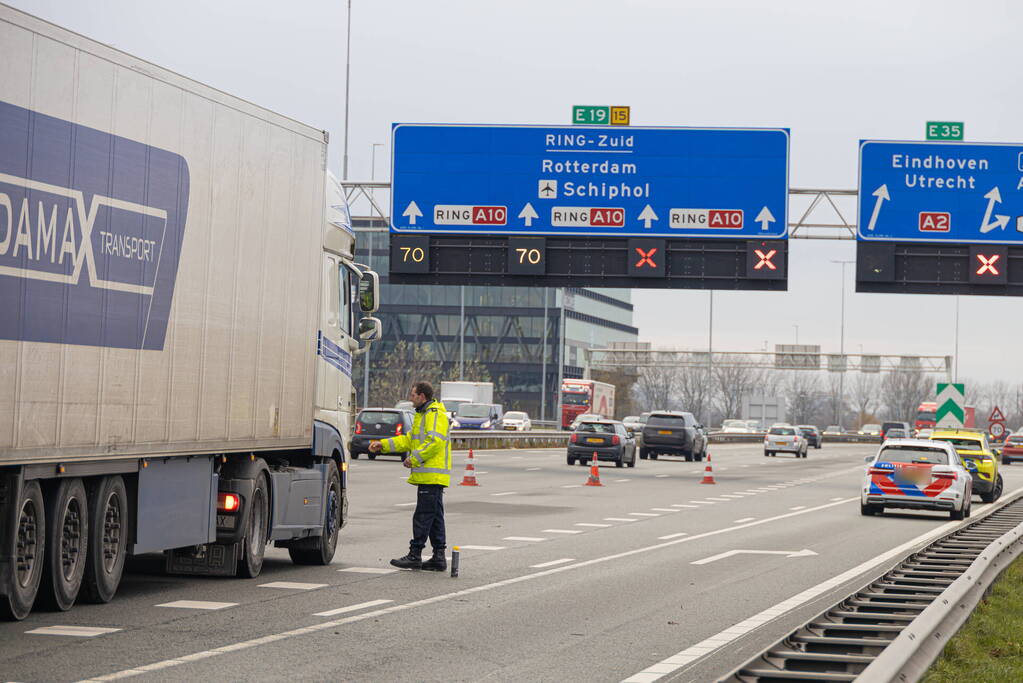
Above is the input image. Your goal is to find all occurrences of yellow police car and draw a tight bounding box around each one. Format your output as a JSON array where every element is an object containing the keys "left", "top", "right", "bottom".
[{"left": 930, "top": 430, "right": 1003, "bottom": 503}]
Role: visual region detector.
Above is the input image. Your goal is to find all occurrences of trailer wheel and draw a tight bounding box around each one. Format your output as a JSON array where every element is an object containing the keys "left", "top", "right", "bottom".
[
  {"left": 237, "top": 475, "right": 269, "bottom": 578},
  {"left": 288, "top": 462, "right": 341, "bottom": 566},
  {"left": 1, "top": 480, "right": 45, "bottom": 621},
  {"left": 40, "top": 478, "right": 89, "bottom": 611},
  {"left": 82, "top": 476, "right": 127, "bottom": 603}
]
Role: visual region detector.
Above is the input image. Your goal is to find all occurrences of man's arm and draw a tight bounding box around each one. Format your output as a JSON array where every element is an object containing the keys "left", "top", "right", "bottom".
[{"left": 380, "top": 433, "right": 413, "bottom": 454}]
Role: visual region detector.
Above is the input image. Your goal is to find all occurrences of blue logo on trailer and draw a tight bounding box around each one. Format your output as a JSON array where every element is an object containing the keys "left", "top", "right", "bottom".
[
  {"left": 0, "top": 100, "right": 189, "bottom": 350},
  {"left": 858, "top": 140, "right": 1023, "bottom": 245},
  {"left": 391, "top": 124, "right": 789, "bottom": 238}
]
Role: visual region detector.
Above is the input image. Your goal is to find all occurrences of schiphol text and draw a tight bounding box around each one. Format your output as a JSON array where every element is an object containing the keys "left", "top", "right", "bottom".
[
  {"left": 892, "top": 153, "right": 987, "bottom": 190},
  {"left": 562, "top": 181, "right": 651, "bottom": 200}
]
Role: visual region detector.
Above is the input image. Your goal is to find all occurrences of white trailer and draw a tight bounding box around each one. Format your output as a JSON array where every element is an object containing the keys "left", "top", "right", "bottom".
[
  {"left": 440, "top": 381, "right": 494, "bottom": 414},
  {"left": 0, "top": 5, "right": 381, "bottom": 620}
]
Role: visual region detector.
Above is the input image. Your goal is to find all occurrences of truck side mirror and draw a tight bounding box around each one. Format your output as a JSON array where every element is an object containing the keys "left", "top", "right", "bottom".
[
  {"left": 358, "top": 316, "right": 381, "bottom": 343},
  {"left": 358, "top": 270, "right": 379, "bottom": 313}
]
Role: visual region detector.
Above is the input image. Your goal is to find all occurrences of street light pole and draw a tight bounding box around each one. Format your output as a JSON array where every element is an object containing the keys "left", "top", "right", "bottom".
[
  {"left": 362, "top": 142, "right": 384, "bottom": 407},
  {"left": 831, "top": 259, "right": 854, "bottom": 427},
  {"left": 342, "top": 0, "right": 352, "bottom": 180}
]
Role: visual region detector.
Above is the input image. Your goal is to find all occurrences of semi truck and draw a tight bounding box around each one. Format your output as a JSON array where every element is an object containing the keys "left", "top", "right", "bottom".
[
  {"left": 0, "top": 5, "right": 381, "bottom": 620},
  {"left": 440, "top": 381, "right": 493, "bottom": 417},
  {"left": 560, "top": 379, "right": 615, "bottom": 429},
  {"left": 915, "top": 401, "right": 977, "bottom": 432}
]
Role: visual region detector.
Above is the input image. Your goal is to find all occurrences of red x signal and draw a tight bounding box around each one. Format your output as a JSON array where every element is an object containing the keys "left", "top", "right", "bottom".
[
  {"left": 976, "top": 253, "right": 1000, "bottom": 276},
  {"left": 754, "top": 249, "right": 777, "bottom": 270},
  {"left": 635, "top": 247, "right": 658, "bottom": 268}
]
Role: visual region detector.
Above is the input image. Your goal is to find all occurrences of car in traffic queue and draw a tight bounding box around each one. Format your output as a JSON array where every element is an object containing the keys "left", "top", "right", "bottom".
[
  {"left": 622, "top": 415, "right": 644, "bottom": 434},
  {"left": 722, "top": 419, "right": 752, "bottom": 434},
  {"left": 861, "top": 439, "right": 972, "bottom": 519},
  {"left": 500, "top": 411, "right": 532, "bottom": 431},
  {"left": 569, "top": 412, "right": 601, "bottom": 431},
  {"left": 640, "top": 411, "right": 708, "bottom": 461},
  {"left": 858, "top": 423, "right": 882, "bottom": 440},
  {"left": 884, "top": 428, "right": 909, "bottom": 440},
  {"left": 915, "top": 427, "right": 934, "bottom": 439},
  {"left": 351, "top": 408, "right": 414, "bottom": 460},
  {"left": 929, "top": 429, "right": 1004, "bottom": 503},
  {"left": 1002, "top": 433, "right": 1023, "bottom": 464},
  {"left": 764, "top": 425, "right": 808, "bottom": 458},
  {"left": 567, "top": 420, "right": 637, "bottom": 468},
  {"left": 797, "top": 425, "right": 822, "bottom": 449},
  {"left": 881, "top": 421, "right": 913, "bottom": 441},
  {"left": 824, "top": 425, "right": 844, "bottom": 437},
  {"left": 452, "top": 402, "right": 503, "bottom": 430}
]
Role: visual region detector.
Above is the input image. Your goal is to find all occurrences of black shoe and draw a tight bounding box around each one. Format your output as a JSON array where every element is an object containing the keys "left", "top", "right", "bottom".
[
  {"left": 390, "top": 552, "right": 423, "bottom": 569},
  {"left": 421, "top": 551, "right": 447, "bottom": 572}
]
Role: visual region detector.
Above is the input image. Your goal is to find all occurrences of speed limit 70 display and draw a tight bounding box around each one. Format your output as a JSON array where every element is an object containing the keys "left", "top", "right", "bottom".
[
  {"left": 506, "top": 238, "right": 546, "bottom": 274},
  {"left": 390, "top": 235, "right": 430, "bottom": 273}
]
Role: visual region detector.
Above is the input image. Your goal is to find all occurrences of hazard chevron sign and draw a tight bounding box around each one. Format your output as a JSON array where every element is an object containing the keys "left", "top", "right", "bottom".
[{"left": 936, "top": 383, "right": 965, "bottom": 428}]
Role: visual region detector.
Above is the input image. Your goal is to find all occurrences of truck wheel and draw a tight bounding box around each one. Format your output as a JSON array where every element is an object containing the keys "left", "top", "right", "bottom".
[
  {"left": 40, "top": 478, "right": 89, "bottom": 611},
  {"left": 1, "top": 480, "right": 45, "bottom": 621},
  {"left": 82, "top": 476, "right": 127, "bottom": 603},
  {"left": 288, "top": 462, "right": 341, "bottom": 566},
  {"left": 237, "top": 474, "right": 269, "bottom": 578}
]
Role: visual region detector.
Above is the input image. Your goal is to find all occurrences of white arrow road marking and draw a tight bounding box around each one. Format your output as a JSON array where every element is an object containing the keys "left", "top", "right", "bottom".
[
  {"left": 866, "top": 184, "right": 889, "bottom": 231},
  {"left": 638, "top": 204, "right": 659, "bottom": 228},
  {"left": 691, "top": 548, "right": 818, "bottom": 565},
  {"left": 979, "top": 186, "right": 1010, "bottom": 234},
  {"left": 518, "top": 202, "right": 538, "bottom": 226},
  {"left": 755, "top": 206, "right": 776, "bottom": 232},
  {"left": 402, "top": 200, "right": 422, "bottom": 225}
]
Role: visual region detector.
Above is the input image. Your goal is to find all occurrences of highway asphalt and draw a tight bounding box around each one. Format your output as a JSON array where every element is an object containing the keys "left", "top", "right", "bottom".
[{"left": 3, "top": 442, "right": 1022, "bottom": 683}]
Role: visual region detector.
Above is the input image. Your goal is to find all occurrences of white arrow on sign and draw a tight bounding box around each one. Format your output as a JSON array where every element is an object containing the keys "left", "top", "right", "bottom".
[
  {"left": 402, "top": 201, "right": 423, "bottom": 226},
  {"left": 518, "top": 203, "right": 539, "bottom": 227},
  {"left": 755, "top": 206, "right": 776, "bottom": 232},
  {"left": 979, "top": 187, "right": 1010, "bottom": 234},
  {"left": 691, "top": 548, "right": 818, "bottom": 566},
  {"left": 638, "top": 204, "right": 659, "bottom": 228},
  {"left": 866, "top": 184, "right": 889, "bottom": 231}
]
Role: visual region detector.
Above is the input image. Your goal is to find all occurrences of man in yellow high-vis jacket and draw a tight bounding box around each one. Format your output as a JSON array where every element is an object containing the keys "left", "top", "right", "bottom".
[{"left": 369, "top": 381, "right": 451, "bottom": 571}]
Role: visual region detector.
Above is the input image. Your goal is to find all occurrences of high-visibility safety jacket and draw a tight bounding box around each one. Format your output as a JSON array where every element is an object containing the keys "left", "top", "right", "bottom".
[{"left": 380, "top": 399, "right": 452, "bottom": 486}]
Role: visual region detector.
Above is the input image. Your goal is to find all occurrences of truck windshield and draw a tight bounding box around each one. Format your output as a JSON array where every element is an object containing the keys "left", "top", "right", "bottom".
[
  {"left": 562, "top": 392, "right": 590, "bottom": 406},
  {"left": 458, "top": 404, "right": 490, "bottom": 418}
]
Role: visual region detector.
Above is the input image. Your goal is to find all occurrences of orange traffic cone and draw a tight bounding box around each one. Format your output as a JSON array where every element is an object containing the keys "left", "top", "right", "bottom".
[
  {"left": 459, "top": 449, "right": 480, "bottom": 486},
  {"left": 584, "top": 451, "right": 603, "bottom": 486},
  {"left": 700, "top": 453, "right": 717, "bottom": 485}
]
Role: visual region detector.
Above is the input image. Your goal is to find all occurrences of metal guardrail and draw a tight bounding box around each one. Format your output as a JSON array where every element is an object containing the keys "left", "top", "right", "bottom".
[
  {"left": 720, "top": 492, "right": 1023, "bottom": 682},
  {"left": 449, "top": 430, "right": 882, "bottom": 450}
]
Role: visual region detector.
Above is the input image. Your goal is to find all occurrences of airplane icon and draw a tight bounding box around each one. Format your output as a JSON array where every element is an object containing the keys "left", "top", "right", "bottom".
[{"left": 538, "top": 179, "right": 557, "bottom": 198}]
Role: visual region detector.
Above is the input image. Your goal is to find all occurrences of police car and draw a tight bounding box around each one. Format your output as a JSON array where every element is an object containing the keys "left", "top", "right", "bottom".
[{"left": 861, "top": 439, "right": 972, "bottom": 519}]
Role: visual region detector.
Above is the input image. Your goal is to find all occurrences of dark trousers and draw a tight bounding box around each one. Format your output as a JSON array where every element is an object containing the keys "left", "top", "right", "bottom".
[{"left": 410, "top": 484, "right": 446, "bottom": 553}]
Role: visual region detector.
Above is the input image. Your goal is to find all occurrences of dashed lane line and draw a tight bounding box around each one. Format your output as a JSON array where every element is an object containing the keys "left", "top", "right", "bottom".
[
  {"left": 789, "top": 506, "right": 807, "bottom": 511},
  {"left": 542, "top": 529, "right": 584, "bottom": 534},
  {"left": 258, "top": 582, "right": 328, "bottom": 590},
  {"left": 503, "top": 536, "right": 547, "bottom": 542},
  {"left": 604, "top": 517, "right": 637, "bottom": 522},
  {"left": 156, "top": 601, "right": 237, "bottom": 610},
  {"left": 561, "top": 484, "right": 582, "bottom": 489},
  {"left": 576, "top": 523, "right": 611, "bottom": 528},
  {"left": 733, "top": 517, "right": 756, "bottom": 524},
  {"left": 655, "top": 474, "right": 670, "bottom": 478},
  {"left": 314, "top": 599, "right": 394, "bottom": 617},
  {"left": 530, "top": 558, "right": 575, "bottom": 568},
  {"left": 671, "top": 504, "right": 699, "bottom": 509},
  {"left": 650, "top": 508, "right": 679, "bottom": 513},
  {"left": 491, "top": 491, "right": 518, "bottom": 497},
  {"left": 658, "top": 532, "right": 688, "bottom": 540},
  {"left": 630, "top": 512, "right": 660, "bottom": 517},
  {"left": 29, "top": 626, "right": 121, "bottom": 637},
  {"left": 338, "top": 567, "right": 398, "bottom": 575},
  {"left": 458, "top": 545, "right": 506, "bottom": 551}
]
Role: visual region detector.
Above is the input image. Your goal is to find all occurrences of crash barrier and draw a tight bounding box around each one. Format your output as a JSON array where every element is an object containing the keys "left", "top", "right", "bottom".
[{"left": 449, "top": 429, "right": 881, "bottom": 451}]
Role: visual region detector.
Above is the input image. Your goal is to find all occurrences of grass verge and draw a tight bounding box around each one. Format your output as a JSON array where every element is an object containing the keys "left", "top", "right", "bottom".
[{"left": 923, "top": 552, "right": 1023, "bottom": 682}]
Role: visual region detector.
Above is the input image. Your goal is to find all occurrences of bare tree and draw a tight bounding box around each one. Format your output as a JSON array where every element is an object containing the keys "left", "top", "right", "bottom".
[
  {"left": 850, "top": 373, "right": 880, "bottom": 428},
  {"left": 371, "top": 341, "right": 440, "bottom": 408},
  {"left": 821, "top": 374, "right": 845, "bottom": 427},
  {"left": 635, "top": 361, "right": 678, "bottom": 412},
  {"left": 881, "top": 369, "right": 930, "bottom": 423},
  {"left": 678, "top": 366, "right": 713, "bottom": 425},
  {"left": 786, "top": 372, "right": 822, "bottom": 425},
  {"left": 715, "top": 359, "right": 763, "bottom": 421}
]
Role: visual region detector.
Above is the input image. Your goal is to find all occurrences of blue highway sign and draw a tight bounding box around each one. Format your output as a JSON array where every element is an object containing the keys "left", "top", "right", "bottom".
[
  {"left": 858, "top": 140, "right": 1023, "bottom": 244},
  {"left": 390, "top": 124, "right": 789, "bottom": 238}
]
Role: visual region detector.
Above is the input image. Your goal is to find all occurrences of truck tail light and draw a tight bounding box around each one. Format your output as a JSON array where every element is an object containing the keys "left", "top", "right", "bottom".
[
  {"left": 218, "top": 493, "right": 240, "bottom": 512},
  {"left": 570, "top": 433, "right": 578, "bottom": 443},
  {"left": 612, "top": 435, "right": 620, "bottom": 445},
  {"left": 395, "top": 423, "right": 403, "bottom": 435},
  {"left": 354, "top": 422, "right": 363, "bottom": 434}
]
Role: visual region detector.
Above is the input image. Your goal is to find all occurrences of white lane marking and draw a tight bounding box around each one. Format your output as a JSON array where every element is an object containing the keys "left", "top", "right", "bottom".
[
  {"left": 705, "top": 498, "right": 731, "bottom": 502},
  {"left": 655, "top": 474, "right": 670, "bottom": 478},
  {"left": 630, "top": 512, "right": 660, "bottom": 517},
  {"left": 614, "top": 478, "right": 630, "bottom": 482},
  {"left": 733, "top": 517, "right": 756, "bottom": 524},
  {"left": 576, "top": 523, "right": 611, "bottom": 528},
  {"left": 543, "top": 529, "right": 584, "bottom": 534},
  {"left": 476, "top": 471, "right": 489, "bottom": 474},
  {"left": 503, "top": 536, "right": 546, "bottom": 542},
  {"left": 789, "top": 506, "right": 807, "bottom": 511},
  {"left": 689, "top": 500, "right": 715, "bottom": 505},
  {"left": 28, "top": 625, "right": 121, "bottom": 637},
  {"left": 259, "top": 582, "right": 327, "bottom": 590},
  {"left": 83, "top": 496, "right": 869, "bottom": 682},
  {"left": 604, "top": 517, "right": 637, "bottom": 522},
  {"left": 526, "top": 467, "right": 542, "bottom": 471},
  {"left": 650, "top": 508, "right": 679, "bottom": 513},
  {"left": 156, "top": 601, "right": 236, "bottom": 610},
  {"left": 620, "top": 495, "right": 1011, "bottom": 683},
  {"left": 339, "top": 567, "right": 398, "bottom": 575},
  {"left": 658, "top": 532, "right": 689, "bottom": 540},
  {"left": 314, "top": 599, "right": 394, "bottom": 617},
  {"left": 458, "top": 545, "right": 506, "bottom": 550},
  {"left": 831, "top": 497, "right": 845, "bottom": 501},
  {"left": 671, "top": 504, "right": 698, "bottom": 508},
  {"left": 561, "top": 484, "right": 582, "bottom": 489},
  {"left": 394, "top": 502, "right": 415, "bottom": 507},
  {"left": 530, "top": 558, "right": 575, "bottom": 568},
  {"left": 719, "top": 494, "right": 744, "bottom": 498},
  {"left": 491, "top": 491, "right": 518, "bottom": 497}
]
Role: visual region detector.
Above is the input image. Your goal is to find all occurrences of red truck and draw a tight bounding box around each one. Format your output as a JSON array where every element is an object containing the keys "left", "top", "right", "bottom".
[
  {"left": 560, "top": 379, "right": 615, "bottom": 429},
  {"left": 915, "top": 401, "right": 976, "bottom": 431}
]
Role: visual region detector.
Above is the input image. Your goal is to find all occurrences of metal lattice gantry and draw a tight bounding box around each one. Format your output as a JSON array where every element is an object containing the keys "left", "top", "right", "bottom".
[
  {"left": 341, "top": 182, "right": 863, "bottom": 239},
  {"left": 583, "top": 347, "right": 953, "bottom": 376}
]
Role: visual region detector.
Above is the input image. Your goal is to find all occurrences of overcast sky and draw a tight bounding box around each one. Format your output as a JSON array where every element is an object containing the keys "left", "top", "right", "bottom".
[{"left": 10, "top": 0, "right": 1021, "bottom": 385}]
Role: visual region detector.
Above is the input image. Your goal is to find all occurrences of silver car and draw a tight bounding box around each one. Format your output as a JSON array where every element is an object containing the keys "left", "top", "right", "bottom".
[{"left": 764, "top": 425, "right": 808, "bottom": 458}]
